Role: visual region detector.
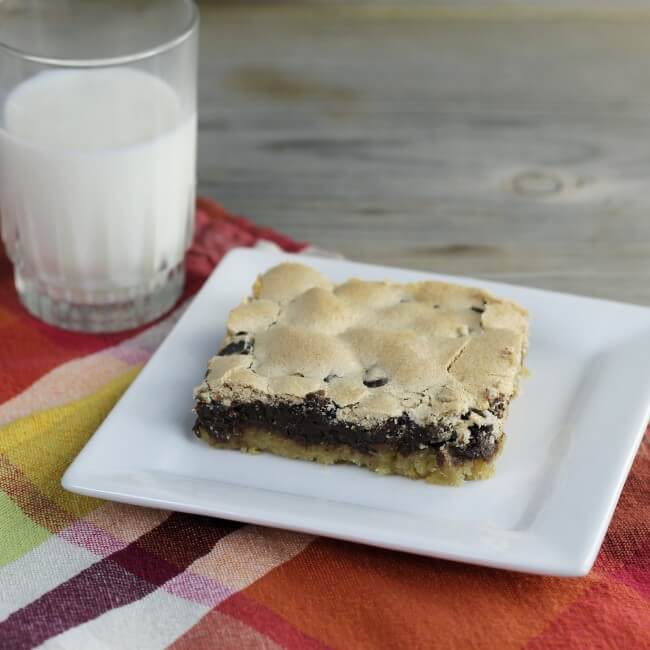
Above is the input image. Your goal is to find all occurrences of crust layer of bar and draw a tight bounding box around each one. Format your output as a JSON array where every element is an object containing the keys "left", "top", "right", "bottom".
[{"left": 196, "top": 426, "right": 503, "bottom": 486}]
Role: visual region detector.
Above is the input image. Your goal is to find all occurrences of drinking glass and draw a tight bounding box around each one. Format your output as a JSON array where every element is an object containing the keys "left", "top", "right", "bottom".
[{"left": 0, "top": 0, "right": 198, "bottom": 332}]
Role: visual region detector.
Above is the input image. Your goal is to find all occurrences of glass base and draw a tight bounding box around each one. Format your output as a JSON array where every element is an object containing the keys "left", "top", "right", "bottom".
[{"left": 15, "top": 263, "right": 185, "bottom": 333}]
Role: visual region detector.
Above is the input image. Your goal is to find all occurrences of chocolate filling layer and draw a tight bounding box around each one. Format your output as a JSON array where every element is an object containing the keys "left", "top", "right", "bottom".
[{"left": 194, "top": 394, "right": 500, "bottom": 461}]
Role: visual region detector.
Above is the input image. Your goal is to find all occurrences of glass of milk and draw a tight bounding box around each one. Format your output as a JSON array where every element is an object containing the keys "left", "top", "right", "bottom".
[{"left": 0, "top": 0, "right": 198, "bottom": 332}]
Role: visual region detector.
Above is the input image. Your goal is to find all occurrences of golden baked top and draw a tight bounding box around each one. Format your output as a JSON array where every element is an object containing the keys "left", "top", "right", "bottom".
[{"left": 195, "top": 262, "right": 528, "bottom": 431}]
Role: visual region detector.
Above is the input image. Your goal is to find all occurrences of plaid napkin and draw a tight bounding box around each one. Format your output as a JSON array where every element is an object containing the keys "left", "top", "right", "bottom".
[{"left": 0, "top": 199, "right": 648, "bottom": 649}]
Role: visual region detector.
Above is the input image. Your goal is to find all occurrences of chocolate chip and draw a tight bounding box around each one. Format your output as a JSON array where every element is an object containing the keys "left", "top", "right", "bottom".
[
  {"left": 364, "top": 377, "right": 388, "bottom": 388},
  {"left": 471, "top": 306, "right": 485, "bottom": 313},
  {"left": 218, "top": 339, "right": 253, "bottom": 356},
  {"left": 324, "top": 373, "right": 339, "bottom": 383},
  {"left": 451, "top": 424, "right": 496, "bottom": 460},
  {"left": 433, "top": 304, "right": 440, "bottom": 309},
  {"left": 235, "top": 331, "right": 248, "bottom": 336},
  {"left": 488, "top": 396, "right": 507, "bottom": 418},
  {"left": 364, "top": 366, "right": 389, "bottom": 388}
]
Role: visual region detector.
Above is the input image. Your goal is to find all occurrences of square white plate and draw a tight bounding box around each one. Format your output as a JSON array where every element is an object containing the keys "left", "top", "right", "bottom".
[{"left": 63, "top": 248, "right": 650, "bottom": 576}]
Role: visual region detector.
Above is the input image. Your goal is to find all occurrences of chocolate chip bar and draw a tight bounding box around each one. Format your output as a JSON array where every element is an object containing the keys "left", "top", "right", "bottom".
[{"left": 193, "top": 263, "right": 528, "bottom": 485}]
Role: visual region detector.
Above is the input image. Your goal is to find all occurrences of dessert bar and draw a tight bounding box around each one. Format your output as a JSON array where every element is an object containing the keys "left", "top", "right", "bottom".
[{"left": 193, "top": 263, "right": 528, "bottom": 485}]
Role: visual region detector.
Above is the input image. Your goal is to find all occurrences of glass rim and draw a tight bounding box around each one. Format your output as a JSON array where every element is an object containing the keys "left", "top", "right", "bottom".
[{"left": 0, "top": 0, "right": 198, "bottom": 68}]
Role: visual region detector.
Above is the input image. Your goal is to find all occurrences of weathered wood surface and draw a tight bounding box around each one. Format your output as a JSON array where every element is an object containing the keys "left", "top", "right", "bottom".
[{"left": 197, "top": 2, "right": 650, "bottom": 305}]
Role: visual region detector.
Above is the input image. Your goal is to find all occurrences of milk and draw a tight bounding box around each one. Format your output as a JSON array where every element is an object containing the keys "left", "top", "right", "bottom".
[{"left": 0, "top": 68, "right": 196, "bottom": 295}]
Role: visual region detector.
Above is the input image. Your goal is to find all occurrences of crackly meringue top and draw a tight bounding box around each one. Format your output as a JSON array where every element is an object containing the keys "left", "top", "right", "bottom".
[{"left": 195, "top": 262, "right": 528, "bottom": 427}]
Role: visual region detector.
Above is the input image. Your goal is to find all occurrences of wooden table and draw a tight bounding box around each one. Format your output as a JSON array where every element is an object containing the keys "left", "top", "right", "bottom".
[{"left": 197, "top": 1, "right": 650, "bottom": 305}]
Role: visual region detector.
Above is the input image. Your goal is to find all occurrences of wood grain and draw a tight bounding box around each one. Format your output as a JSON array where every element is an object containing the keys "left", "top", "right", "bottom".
[{"left": 196, "top": 2, "right": 650, "bottom": 305}]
